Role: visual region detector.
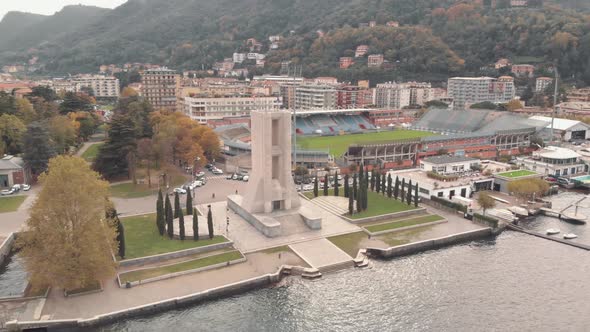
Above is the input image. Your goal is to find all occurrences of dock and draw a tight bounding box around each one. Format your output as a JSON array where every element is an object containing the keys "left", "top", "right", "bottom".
[
  {"left": 539, "top": 208, "right": 587, "bottom": 225},
  {"left": 506, "top": 224, "right": 590, "bottom": 251}
]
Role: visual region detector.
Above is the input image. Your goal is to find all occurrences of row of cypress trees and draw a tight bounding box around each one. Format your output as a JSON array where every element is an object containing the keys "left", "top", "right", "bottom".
[{"left": 156, "top": 189, "right": 214, "bottom": 241}]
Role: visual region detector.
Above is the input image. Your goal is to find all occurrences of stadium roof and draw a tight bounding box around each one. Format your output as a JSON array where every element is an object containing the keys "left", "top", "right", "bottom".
[
  {"left": 294, "top": 109, "right": 372, "bottom": 115},
  {"left": 529, "top": 116, "right": 590, "bottom": 131},
  {"left": 421, "top": 155, "right": 478, "bottom": 165}
]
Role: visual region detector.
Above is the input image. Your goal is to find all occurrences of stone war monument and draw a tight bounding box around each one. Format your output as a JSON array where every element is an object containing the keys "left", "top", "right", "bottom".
[{"left": 228, "top": 109, "right": 322, "bottom": 237}]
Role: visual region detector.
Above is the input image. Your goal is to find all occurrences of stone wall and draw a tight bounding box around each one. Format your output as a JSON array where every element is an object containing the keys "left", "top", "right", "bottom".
[
  {"left": 118, "top": 241, "right": 234, "bottom": 268},
  {"left": 227, "top": 195, "right": 281, "bottom": 237},
  {"left": 0, "top": 233, "right": 15, "bottom": 266}
]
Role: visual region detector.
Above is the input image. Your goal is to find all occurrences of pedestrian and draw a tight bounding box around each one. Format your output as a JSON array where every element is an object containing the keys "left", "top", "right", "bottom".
[
  {"left": 212, "top": 193, "right": 215, "bottom": 199},
  {"left": 235, "top": 190, "right": 238, "bottom": 195}
]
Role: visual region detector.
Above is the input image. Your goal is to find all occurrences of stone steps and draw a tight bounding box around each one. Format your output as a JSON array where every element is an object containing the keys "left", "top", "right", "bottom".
[{"left": 310, "top": 196, "right": 348, "bottom": 216}]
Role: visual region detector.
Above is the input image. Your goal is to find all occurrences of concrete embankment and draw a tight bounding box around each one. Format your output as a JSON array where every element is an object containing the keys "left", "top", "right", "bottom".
[
  {"left": 366, "top": 228, "right": 493, "bottom": 259},
  {"left": 0, "top": 233, "right": 15, "bottom": 266}
]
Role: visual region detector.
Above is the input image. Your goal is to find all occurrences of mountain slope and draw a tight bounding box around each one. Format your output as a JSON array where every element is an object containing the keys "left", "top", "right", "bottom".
[{"left": 0, "top": 12, "right": 47, "bottom": 47}]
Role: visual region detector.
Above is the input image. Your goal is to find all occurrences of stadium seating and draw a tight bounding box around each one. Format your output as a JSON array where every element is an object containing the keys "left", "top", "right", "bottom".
[{"left": 296, "top": 113, "right": 376, "bottom": 135}]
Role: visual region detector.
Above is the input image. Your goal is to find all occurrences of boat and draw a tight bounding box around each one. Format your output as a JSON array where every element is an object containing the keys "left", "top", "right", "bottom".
[
  {"left": 546, "top": 228, "right": 560, "bottom": 235},
  {"left": 563, "top": 233, "right": 578, "bottom": 240}
]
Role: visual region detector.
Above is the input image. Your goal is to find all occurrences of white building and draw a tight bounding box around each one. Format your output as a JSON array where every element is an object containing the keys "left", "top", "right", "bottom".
[
  {"left": 518, "top": 146, "right": 588, "bottom": 177},
  {"left": 420, "top": 156, "right": 480, "bottom": 175},
  {"left": 294, "top": 84, "right": 337, "bottom": 110},
  {"left": 233, "top": 53, "right": 246, "bottom": 64},
  {"left": 529, "top": 116, "right": 590, "bottom": 141},
  {"left": 535, "top": 77, "right": 552, "bottom": 93},
  {"left": 375, "top": 82, "right": 433, "bottom": 108},
  {"left": 389, "top": 168, "right": 476, "bottom": 201},
  {"left": 73, "top": 75, "right": 120, "bottom": 99},
  {"left": 183, "top": 95, "right": 282, "bottom": 124},
  {"left": 447, "top": 76, "right": 515, "bottom": 110}
]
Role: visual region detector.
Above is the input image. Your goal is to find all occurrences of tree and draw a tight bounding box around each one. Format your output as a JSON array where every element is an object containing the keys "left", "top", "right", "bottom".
[
  {"left": 352, "top": 173, "right": 358, "bottom": 200},
  {"left": 93, "top": 113, "right": 137, "bottom": 179},
  {"left": 357, "top": 178, "right": 363, "bottom": 214},
  {"left": 200, "top": 130, "right": 221, "bottom": 161},
  {"left": 348, "top": 188, "right": 354, "bottom": 215},
  {"left": 414, "top": 183, "right": 419, "bottom": 208},
  {"left": 165, "top": 194, "right": 174, "bottom": 239},
  {"left": 387, "top": 174, "right": 393, "bottom": 198},
  {"left": 381, "top": 174, "right": 386, "bottom": 196},
  {"left": 23, "top": 121, "right": 57, "bottom": 177},
  {"left": 370, "top": 172, "right": 376, "bottom": 191},
  {"left": 0, "top": 91, "right": 16, "bottom": 116},
  {"left": 156, "top": 189, "right": 165, "bottom": 235},
  {"left": 29, "top": 86, "right": 57, "bottom": 102},
  {"left": 178, "top": 208, "right": 185, "bottom": 240},
  {"left": 375, "top": 172, "right": 381, "bottom": 193},
  {"left": 17, "top": 156, "right": 116, "bottom": 290},
  {"left": 193, "top": 209, "right": 199, "bottom": 241},
  {"left": 0, "top": 114, "right": 26, "bottom": 155},
  {"left": 506, "top": 100, "right": 524, "bottom": 112},
  {"left": 186, "top": 190, "right": 193, "bottom": 215},
  {"left": 333, "top": 171, "right": 339, "bottom": 197},
  {"left": 15, "top": 98, "right": 37, "bottom": 124},
  {"left": 507, "top": 178, "right": 549, "bottom": 203},
  {"left": 49, "top": 116, "right": 76, "bottom": 154},
  {"left": 174, "top": 192, "right": 181, "bottom": 219},
  {"left": 407, "top": 180, "right": 413, "bottom": 206},
  {"left": 470, "top": 101, "right": 497, "bottom": 110},
  {"left": 477, "top": 192, "right": 496, "bottom": 216},
  {"left": 344, "top": 174, "right": 350, "bottom": 198},
  {"left": 359, "top": 163, "right": 364, "bottom": 183},
  {"left": 323, "top": 173, "right": 329, "bottom": 196},
  {"left": 207, "top": 205, "right": 214, "bottom": 239},
  {"left": 59, "top": 92, "right": 94, "bottom": 114},
  {"left": 401, "top": 178, "right": 406, "bottom": 203},
  {"left": 313, "top": 176, "right": 319, "bottom": 197}
]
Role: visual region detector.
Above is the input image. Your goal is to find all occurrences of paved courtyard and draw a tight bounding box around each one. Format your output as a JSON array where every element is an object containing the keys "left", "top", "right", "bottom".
[{"left": 289, "top": 238, "right": 353, "bottom": 269}]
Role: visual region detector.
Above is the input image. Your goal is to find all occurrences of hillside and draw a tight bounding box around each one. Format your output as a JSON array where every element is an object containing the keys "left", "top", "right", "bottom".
[
  {"left": 0, "top": 0, "right": 588, "bottom": 85},
  {"left": 0, "top": 12, "right": 47, "bottom": 47}
]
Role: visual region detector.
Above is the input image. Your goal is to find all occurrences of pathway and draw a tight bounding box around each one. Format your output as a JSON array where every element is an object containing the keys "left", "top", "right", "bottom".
[
  {"left": 289, "top": 238, "right": 353, "bottom": 272},
  {"left": 0, "top": 188, "right": 39, "bottom": 236}
]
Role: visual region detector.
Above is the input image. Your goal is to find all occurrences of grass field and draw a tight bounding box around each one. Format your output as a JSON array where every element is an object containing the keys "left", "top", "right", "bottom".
[
  {"left": 0, "top": 196, "right": 26, "bottom": 213},
  {"left": 365, "top": 214, "right": 444, "bottom": 233},
  {"left": 81, "top": 143, "right": 103, "bottom": 161},
  {"left": 298, "top": 130, "right": 434, "bottom": 157},
  {"left": 110, "top": 170, "right": 188, "bottom": 198},
  {"left": 121, "top": 213, "right": 228, "bottom": 259},
  {"left": 119, "top": 251, "right": 243, "bottom": 283},
  {"left": 349, "top": 191, "right": 417, "bottom": 220},
  {"left": 496, "top": 170, "right": 537, "bottom": 178}
]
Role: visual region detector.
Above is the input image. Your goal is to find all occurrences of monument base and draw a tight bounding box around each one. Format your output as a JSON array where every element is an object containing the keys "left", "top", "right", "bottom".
[{"left": 228, "top": 195, "right": 322, "bottom": 238}]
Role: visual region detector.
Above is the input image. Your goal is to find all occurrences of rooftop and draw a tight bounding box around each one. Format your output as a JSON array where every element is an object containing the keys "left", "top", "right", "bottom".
[
  {"left": 0, "top": 155, "right": 23, "bottom": 170},
  {"left": 421, "top": 155, "right": 478, "bottom": 165},
  {"left": 534, "top": 146, "right": 581, "bottom": 160},
  {"left": 390, "top": 168, "right": 491, "bottom": 189},
  {"left": 495, "top": 170, "right": 538, "bottom": 178},
  {"left": 529, "top": 116, "right": 590, "bottom": 131}
]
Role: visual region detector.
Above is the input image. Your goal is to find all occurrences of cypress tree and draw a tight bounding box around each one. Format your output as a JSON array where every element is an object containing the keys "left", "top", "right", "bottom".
[
  {"left": 313, "top": 176, "right": 319, "bottom": 197},
  {"left": 357, "top": 180, "right": 363, "bottom": 214},
  {"left": 193, "top": 209, "right": 199, "bottom": 241},
  {"left": 401, "top": 178, "right": 406, "bottom": 203},
  {"left": 156, "top": 189, "right": 165, "bottom": 235},
  {"left": 414, "top": 183, "right": 420, "bottom": 208},
  {"left": 334, "top": 171, "right": 339, "bottom": 197},
  {"left": 407, "top": 180, "right": 413, "bottom": 206},
  {"left": 179, "top": 208, "right": 185, "bottom": 240},
  {"left": 344, "top": 174, "right": 350, "bottom": 198},
  {"left": 165, "top": 194, "right": 174, "bottom": 238},
  {"left": 174, "top": 192, "right": 181, "bottom": 218},
  {"left": 394, "top": 176, "right": 400, "bottom": 199},
  {"left": 375, "top": 172, "right": 381, "bottom": 193},
  {"left": 348, "top": 189, "right": 354, "bottom": 215},
  {"left": 186, "top": 190, "right": 193, "bottom": 215},
  {"left": 352, "top": 174, "right": 358, "bottom": 200},
  {"left": 117, "top": 221, "right": 126, "bottom": 259},
  {"left": 359, "top": 164, "right": 364, "bottom": 184},
  {"left": 387, "top": 174, "right": 393, "bottom": 198},
  {"left": 381, "top": 173, "right": 386, "bottom": 196},
  {"left": 370, "top": 172, "right": 375, "bottom": 191},
  {"left": 207, "top": 205, "right": 214, "bottom": 239},
  {"left": 323, "top": 174, "right": 329, "bottom": 196}
]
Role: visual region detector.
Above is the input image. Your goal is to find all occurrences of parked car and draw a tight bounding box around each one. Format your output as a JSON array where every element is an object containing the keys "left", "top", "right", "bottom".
[
  {"left": 21, "top": 184, "right": 30, "bottom": 191},
  {"left": 205, "top": 163, "right": 214, "bottom": 170},
  {"left": 173, "top": 187, "right": 187, "bottom": 194},
  {"left": 227, "top": 173, "right": 235, "bottom": 180},
  {"left": 195, "top": 171, "right": 205, "bottom": 178},
  {"left": 212, "top": 168, "right": 224, "bottom": 175},
  {"left": 1, "top": 188, "right": 15, "bottom": 195},
  {"left": 242, "top": 175, "right": 249, "bottom": 182},
  {"left": 11, "top": 184, "right": 20, "bottom": 193}
]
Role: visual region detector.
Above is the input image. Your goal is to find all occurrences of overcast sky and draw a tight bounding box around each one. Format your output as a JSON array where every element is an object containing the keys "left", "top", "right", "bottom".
[{"left": 1, "top": 0, "right": 127, "bottom": 20}]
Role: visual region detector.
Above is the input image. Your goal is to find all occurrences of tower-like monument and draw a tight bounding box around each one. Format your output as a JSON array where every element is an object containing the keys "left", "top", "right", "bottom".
[
  {"left": 228, "top": 109, "right": 321, "bottom": 238},
  {"left": 242, "top": 110, "right": 300, "bottom": 213}
]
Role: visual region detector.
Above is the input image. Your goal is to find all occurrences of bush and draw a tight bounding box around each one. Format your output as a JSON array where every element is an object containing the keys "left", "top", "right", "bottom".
[
  {"left": 426, "top": 171, "right": 459, "bottom": 182},
  {"left": 430, "top": 196, "right": 467, "bottom": 213},
  {"left": 474, "top": 213, "right": 499, "bottom": 228}
]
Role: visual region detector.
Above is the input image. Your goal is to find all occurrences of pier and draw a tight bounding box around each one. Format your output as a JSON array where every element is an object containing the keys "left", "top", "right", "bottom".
[{"left": 506, "top": 224, "right": 590, "bottom": 251}]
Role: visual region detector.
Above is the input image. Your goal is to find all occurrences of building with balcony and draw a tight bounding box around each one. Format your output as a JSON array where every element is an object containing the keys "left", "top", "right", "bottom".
[
  {"left": 294, "top": 84, "right": 337, "bottom": 110},
  {"left": 141, "top": 67, "right": 181, "bottom": 112},
  {"left": 183, "top": 94, "right": 282, "bottom": 124},
  {"left": 447, "top": 77, "right": 515, "bottom": 110},
  {"left": 355, "top": 45, "right": 369, "bottom": 58},
  {"left": 511, "top": 64, "right": 535, "bottom": 78},
  {"left": 73, "top": 75, "right": 120, "bottom": 99},
  {"left": 535, "top": 77, "right": 552, "bottom": 93},
  {"left": 367, "top": 54, "right": 384, "bottom": 68}
]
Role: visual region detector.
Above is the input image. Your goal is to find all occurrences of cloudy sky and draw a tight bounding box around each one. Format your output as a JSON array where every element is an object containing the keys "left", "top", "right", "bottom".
[{"left": 1, "top": 0, "right": 127, "bottom": 20}]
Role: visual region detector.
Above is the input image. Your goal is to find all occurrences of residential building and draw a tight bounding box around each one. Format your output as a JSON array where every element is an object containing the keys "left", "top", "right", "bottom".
[
  {"left": 183, "top": 94, "right": 281, "bottom": 124},
  {"left": 141, "top": 67, "right": 181, "bottom": 112},
  {"left": 2, "top": 65, "right": 25, "bottom": 73},
  {"left": 535, "top": 77, "right": 553, "bottom": 93},
  {"left": 367, "top": 54, "right": 384, "bottom": 68},
  {"left": 269, "top": 35, "right": 281, "bottom": 42},
  {"left": 233, "top": 53, "right": 246, "bottom": 64},
  {"left": 355, "top": 45, "right": 369, "bottom": 58},
  {"left": 294, "top": 84, "right": 337, "bottom": 110},
  {"left": 313, "top": 77, "right": 338, "bottom": 85},
  {"left": 447, "top": 77, "right": 516, "bottom": 110},
  {"left": 495, "top": 58, "right": 511, "bottom": 69},
  {"left": 517, "top": 146, "right": 587, "bottom": 177},
  {"left": 51, "top": 79, "right": 77, "bottom": 93},
  {"left": 511, "top": 64, "right": 535, "bottom": 78},
  {"left": 375, "top": 82, "right": 434, "bottom": 108},
  {"left": 0, "top": 155, "right": 25, "bottom": 188},
  {"left": 73, "top": 75, "right": 120, "bottom": 99},
  {"left": 340, "top": 57, "right": 354, "bottom": 69},
  {"left": 369, "top": 21, "right": 377, "bottom": 27},
  {"left": 567, "top": 88, "right": 590, "bottom": 103},
  {"left": 386, "top": 21, "right": 400, "bottom": 27},
  {"left": 419, "top": 155, "right": 480, "bottom": 175}
]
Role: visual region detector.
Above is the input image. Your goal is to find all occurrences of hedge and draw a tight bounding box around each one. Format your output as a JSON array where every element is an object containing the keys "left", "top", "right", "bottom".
[
  {"left": 426, "top": 171, "right": 459, "bottom": 182},
  {"left": 430, "top": 196, "right": 467, "bottom": 213},
  {"left": 473, "top": 213, "right": 499, "bottom": 228}
]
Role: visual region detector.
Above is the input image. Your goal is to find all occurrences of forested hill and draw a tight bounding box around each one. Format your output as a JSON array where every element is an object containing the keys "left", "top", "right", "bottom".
[{"left": 0, "top": 0, "right": 589, "bottom": 85}]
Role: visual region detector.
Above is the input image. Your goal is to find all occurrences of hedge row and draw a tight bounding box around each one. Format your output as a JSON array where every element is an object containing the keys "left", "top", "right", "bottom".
[
  {"left": 430, "top": 196, "right": 467, "bottom": 213},
  {"left": 473, "top": 213, "right": 499, "bottom": 228}
]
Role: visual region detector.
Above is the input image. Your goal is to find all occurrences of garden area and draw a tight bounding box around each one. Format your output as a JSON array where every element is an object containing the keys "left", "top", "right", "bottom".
[
  {"left": 121, "top": 213, "right": 227, "bottom": 259},
  {"left": 110, "top": 166, "right": 190, "bottom": 198},
  {"left": 81, "top": 142, "right": 103, "bottom": 162},
  {"left": 0, "top": 196, "right": 26, "bottom": 213},
  {"left": 350, "top": 191, "right": 417, "bottom": 219},
  {"left": 364, "top": 214, "right": 444, "bottom": 233}
]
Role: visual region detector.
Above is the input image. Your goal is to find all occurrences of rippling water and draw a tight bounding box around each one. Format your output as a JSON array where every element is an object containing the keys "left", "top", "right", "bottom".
[
  {"left": 0, "top": 254, "right": 28, "bottom": 297},
  {"left": 96, "top": 232, "right": 590, "bottom": 331}
]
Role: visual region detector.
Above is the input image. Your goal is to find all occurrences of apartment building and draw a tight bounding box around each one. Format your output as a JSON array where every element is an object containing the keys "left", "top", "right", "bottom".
[
  {"left": 367, "top": 54, "right": 384, "bottom": 68},
  {"left": 355, "top": 45, "right": 369, "bottom": 57},
  {"left": 447, "top": 77, "right": 515, "bottom": 110},
  {"left": 511, "top": 64, "right": 535, "bottom": 78},
  {"left": 183, "top": 94, "right": 281, "bottom": 124},
  {"left": 294, "top": 84, "right": 337, "bottom": 110},
  {"left": 141, "top": 67, "right": 181, "bottom": 112},
  {"left": 375, "top": 82, "right": 434, "bottom": 109},
  {"left": 340, "top": 57, "right": 354, "bottom": 69},
  {"left": 535, "top": 77, "right": 552, "bottom": 93},
  {"left": 73, "top": 75, "right": 120, "bottom": 99}
]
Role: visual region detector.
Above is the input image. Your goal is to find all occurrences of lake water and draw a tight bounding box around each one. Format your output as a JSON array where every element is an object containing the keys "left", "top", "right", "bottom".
[
  {"left": 95, "top": 192, "right": 590, "bottom": 332},
  {"left": 0, "top": 253, "right": 27, "bottom": 297}
]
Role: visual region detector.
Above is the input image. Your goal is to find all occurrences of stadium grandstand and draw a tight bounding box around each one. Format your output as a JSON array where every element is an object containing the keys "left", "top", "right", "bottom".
[{"left": 294, "top": 109, "right": 377, "bottom": 135}]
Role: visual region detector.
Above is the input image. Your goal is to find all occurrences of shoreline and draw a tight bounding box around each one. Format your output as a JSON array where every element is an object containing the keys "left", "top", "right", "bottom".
[{"left": 4, "top": 227, "right": 493, "bottom": 331}]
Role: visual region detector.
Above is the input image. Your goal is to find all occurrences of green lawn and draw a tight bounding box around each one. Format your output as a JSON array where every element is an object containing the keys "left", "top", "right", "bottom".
[
  {"left": 303, "top": 188, "right": 344, "bottom": 199},
  {"left": 121, "top": 213, "right": 228, "bottom": 259},
  {"left": 365, "top": 214, "right": 444, "bottom": 233},
  {"left": 110, "top": 172, "right": 187, "bottom": 198},
  {"left": 81, "top": 143, "right": 103, "bottom": 161},
  {"left": 0, "top": 196, "right": 26, "bottom": 213},
  {"left": 349, "top": 191, "right": 417, "bottom": 220},
  {"left": 496, "top": 170, "right": 537, "bottom": 178},
  {"left": 327, "top": 232, "right": 369, "bottom": 256},
  {"left": 119, "top": 251, "right": 243, "bottom": 283},
  {"left": 298, "top": 130, "right": 434, "bottom": 157}
]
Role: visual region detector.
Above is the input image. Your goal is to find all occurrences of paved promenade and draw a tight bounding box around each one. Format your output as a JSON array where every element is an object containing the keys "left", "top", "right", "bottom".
[{"left": 290, "top": 239, "right": 353, "bottom": 269}]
